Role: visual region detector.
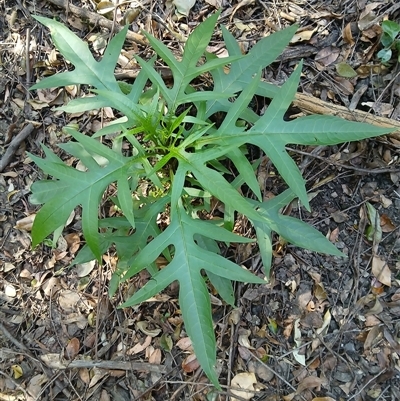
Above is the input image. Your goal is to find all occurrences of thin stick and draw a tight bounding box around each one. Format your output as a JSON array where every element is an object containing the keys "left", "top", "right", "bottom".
[
  {"left": 286, "top": 146, "right": 400, "bottom": 174},
  {"left": 0, "top": 123, "right": 35, "bottom": 172},
  {"left": 45, "top": 0, "right": 147, "bottom": 45}
]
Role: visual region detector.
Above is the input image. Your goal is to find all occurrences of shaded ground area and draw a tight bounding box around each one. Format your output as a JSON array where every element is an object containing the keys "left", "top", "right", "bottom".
[{"left": 1, "top": 0, "right": 400, "bottom": 400}]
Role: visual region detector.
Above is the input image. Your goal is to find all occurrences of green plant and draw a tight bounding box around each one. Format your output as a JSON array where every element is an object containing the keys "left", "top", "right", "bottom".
[
  {"left": 378, "top": 19, "right": 400, "bottom": 63},
  {"left": 29, "top": 13, "right": 392, "bottom": 387}
]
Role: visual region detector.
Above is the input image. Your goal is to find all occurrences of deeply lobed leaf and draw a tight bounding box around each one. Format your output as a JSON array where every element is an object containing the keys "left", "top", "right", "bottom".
[{"left": 29, "top": 13, "right": 395, "bottom": 390}]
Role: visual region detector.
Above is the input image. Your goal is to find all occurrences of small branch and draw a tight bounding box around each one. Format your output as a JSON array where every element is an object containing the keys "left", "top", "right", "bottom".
[
  {"left": 286, "top": 146, "right": 400, "bottom": 174},
  {"left": 0, "top": 123, "right": 35, "bottom": 173},
  {"left": 41, "top": 355, "right": 167, "bottom": 373},
  {"left": 293, "top": 92, "right": 400, "bottom": 139},
  {"left": 45, "top": 0, "right": 147, "bottom": 46},
  {"left": 362, "top": 3, "right": 400, "bottom": 31}
]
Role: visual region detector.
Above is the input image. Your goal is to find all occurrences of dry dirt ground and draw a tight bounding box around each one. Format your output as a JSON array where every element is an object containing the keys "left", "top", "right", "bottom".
[{"left": 1, "top": 1, "right": 400, "bottom": 400}]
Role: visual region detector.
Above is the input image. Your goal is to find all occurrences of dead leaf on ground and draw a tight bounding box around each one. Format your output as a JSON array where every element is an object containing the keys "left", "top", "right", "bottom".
[
  {"left": 381, "top": 214, "right": 396, "bottom": 233},
  {"left": 64, "top": 337, "right": 80, "bottom": 360},
  {"left": 14, "top": 213, "right": 36, "bottom": 231},
  {"left": 230, "top": 372, "right": 257, "bottom": 401},
  {"left": 297, "top": 375, "right": 326, "bottom": 393},
  {"left": 372, "top": 256, "right": 392, "bottom": 287},
  {"left": 182, "top": 353, "right": 200, "bottom": 373}
]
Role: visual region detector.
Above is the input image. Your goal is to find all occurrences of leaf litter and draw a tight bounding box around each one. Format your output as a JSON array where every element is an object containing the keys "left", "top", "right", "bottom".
[{"left": 1, "top": 0, "right": 400, "bottom": 400}]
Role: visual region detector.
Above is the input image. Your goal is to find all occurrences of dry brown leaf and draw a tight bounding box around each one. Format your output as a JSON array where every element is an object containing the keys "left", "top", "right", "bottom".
[
  {"left": 380, "top": 214, "right": 395, "bottom": 232},
  {"left": 364, "top": 325, "right": 382, "bottom": 351},
  {"left": 314, "top": 46, "right": 340, "bottom": 67},
  {"left": 297, "top": 376, "right": 325, "bottom": 393},
  {"left": 14, "top": 213, "right": 36, "bottom": 231},
  {"left": 309, "top": 358, "right": 320, "bottom": 371},
  {"left": 64, "top": 232, "right": 81, "bottom": 253},
  {"left": 238, "top": 345, "right": 253, "bottom": 360},
  {"left": 4, "top": 263, "right": 16, "bottom": 272},
  {"left": 343, "top": 22, "right": 355, "bottom": 45},
  {"left": 205, "top": 0, "right": 223, "bottom": 7},
  {"left": 365, "top": 315, "right": 381, "bottom": 327},
  {"left": 372, "top": 256, "right": 392, "bottom": 287},
  {"left": 127, "top": 335, "right": 152, "bottom": 355},
  {"left": 231, "top": 372, "right": 257, "bottom": 401},
  {"left": 333, "top": 76, "right": 354, "bottom": 95},
  {"left": 64, "top": 337, "right": 80, "bottom": 360},
  {"left": 365, "top": 297, "right": 383, "bottom": 316},
  {"left": 331, "top": 210, "right": 348, "bottom": 223},
  {"left": 176, "top": 337, "right": 193, "bottom": 351},
  {"left": 79, "top": 368, "right": 91, "bottom": 384},
  {"left": 314, "top": 283, "right": 328, "bottom": 302},
  {"left": 58, "top": 290, "right": 89, "bottom": 313},
  {"left": 89, "top": 367, "right": 107, "bottom": 388},
  {"left": 238, "top": 329, "right": 255, "bottom": 349},
  {"left": 283, "top": 393, "right": 296, "bottom": 401},
  {"left": 312, "top": 397, "right": 336, "bottom": 401},
  {"left": 147, "top": 347, "right": 162, "bottom": 365},
  {"left": 136, "top": 321, "right": 162, "bottom": 337},
  {"left": 290, "top": 28, "right": 316, "bottom": 43},
  {"left": 380, "top": 195, "right": 392, "bottom": 209},
  {"left": 356, "top": 64, "right": 388, "bottom": 78},
  {"left": 329, "top": 227, "right": 339, "bottom": 243},
  {"left": 27, "top": 374, "right": 48, "bottom": 399},
  {"left": 182, "top": 353, "right": 200, "bottom": 373}
]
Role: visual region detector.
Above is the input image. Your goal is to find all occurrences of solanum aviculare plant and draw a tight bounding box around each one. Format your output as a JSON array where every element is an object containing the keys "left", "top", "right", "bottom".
[{"left": 29, "top": 12, "right": 393, "bottom": 387}]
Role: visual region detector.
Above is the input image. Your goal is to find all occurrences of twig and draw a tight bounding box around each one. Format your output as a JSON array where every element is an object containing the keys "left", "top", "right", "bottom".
[
  {"left": 0, "top": 322, "right": 72, "bottom": 398},
  {"left": 362, "top": 3, "right": 400, "bottom": 31},
  {"left": 0, "top": 322, "right": 34, "bottom": 356},
  {"left": 25, "top": 27, "right": 31, "bottom": 100},
  {"left": 347, "top": 369, "right": 387, "bottom": 400},
  {"left": 286, "top": 146, "right": 400, "bottom": 174},
  {"left": 41, "top": 356, "right": 167, "bottom": 373},
  {"left": 0, "top": 123, "right": 35, "bottom": 172},
  {"left": 45, "top": 0, "right": 147, "bottom": 46}
]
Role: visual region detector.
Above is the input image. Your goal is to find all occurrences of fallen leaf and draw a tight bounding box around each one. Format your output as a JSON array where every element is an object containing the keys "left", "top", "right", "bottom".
[
  {"left": 4, "top": 283, "right": 17, "bottom": 297},
  {"left": 182, "top": 353, "right": 200, "bottom": 373},
  {"left": 65, "top": 337, "right": 80, "bottom": 360},
  {"left": 79, "top": 368, "right": 90, "bottom": 384},
  {"left": 336, "top": 62, "right": 358, "bottom": 78},
  {"left": 314, "top": 46, "right": 340, "bottom": 67},
  {"left": 290, "top": 28, "right": 316, "bottom": 43},
  {"left": 27, "top": 374, "right": 48, "bottom": 398},
  {"left": 293, "top": 318, "right": 306, "bottom": 365},
  {"left": 343, "top": 22, "right": 355, "bottom": 45},
  {"left": 205, "top": 0, "right": 222, "bottom": 7},
  {"left": 14, "top": 214, "right": 36, "bottom": 231},
  {"left": 76, "top": 260, "right": 96, "bottom": 277},
  {"left": 364, "top": 325, "right": 382, "bottom": 351},
  {"left": 89, "top": 367, "right": 107, "bottom": 388},
  {"left": 127, "top": 335, "right": 152, "bottom": 355},
  {"left": 147, "top": 347, "right": 162, "bottom": 364},
  {"left": 176, "top": 337, "right": 193, "bottom": 351},
  {"left": 231, "top": 372, "right": 257, "bottom": 401},
  {"left": 380, "top": 214, "right": 395, "bottom": 233},
  {"left": 297, "top": 376, "right": 325, "bottom": 393},
  {"left": 331, "top": 210, "right": 348, "bottom": 223},
  {"left": 238, "top": 329, "right": 255, "bottom": 349},
  {"left": 173, "top": 0, "right": 195, "bottom": 16},
  {"left": 136, "top": 321, "right": 162, "bottom": 337},
  {"left": 11, "top": 364, "right": 23, "bottom": 379},
  {"left": 372, "top": 256, "right": 391, "bottom": 287},
  {"left": 316, "top": 309, "right": 331, "bottom": 335},
  {"left": 333, "top": 76, "right": 354, "bottom": 95}
]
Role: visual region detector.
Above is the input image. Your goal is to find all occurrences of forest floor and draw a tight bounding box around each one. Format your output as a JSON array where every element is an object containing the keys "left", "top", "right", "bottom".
[{"left": 1, "top": 0, "right": 400, "bottom": 400}]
